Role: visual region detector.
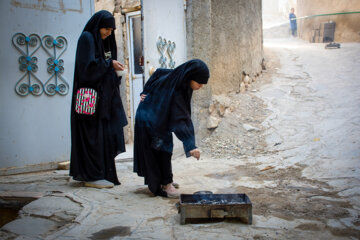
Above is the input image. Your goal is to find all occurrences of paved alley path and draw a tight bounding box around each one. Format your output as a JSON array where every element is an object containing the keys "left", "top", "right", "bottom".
[{"left": 1, "top": 38, "right": 359, "bottom": 239}]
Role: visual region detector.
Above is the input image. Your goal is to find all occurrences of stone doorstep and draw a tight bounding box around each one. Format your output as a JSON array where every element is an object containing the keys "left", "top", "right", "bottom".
[
  {"left": 0, "top": 191, "right": 44, "bottom": 201},
  {"left": 58, "top": 161, "right": 70, "bottom": 170},
  {"left": 0, "top": 191, "right": 44, "bottom": 209},
  {"left": 115, "top": 157, "right": 133, "bottom": 163},
  {"left": 0, "top": 161, "right": 61, "bottom": 176}
]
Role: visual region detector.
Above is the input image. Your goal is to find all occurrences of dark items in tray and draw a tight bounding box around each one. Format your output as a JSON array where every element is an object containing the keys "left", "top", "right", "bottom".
[
  {"left": 178, "top": 193, "right": 252, "bottom": 225},
  {"left": 325, "top": 42, "right": 341, "bottom": 49}
]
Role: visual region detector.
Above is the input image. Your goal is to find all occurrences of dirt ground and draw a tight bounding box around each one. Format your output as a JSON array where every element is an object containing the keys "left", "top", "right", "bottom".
[{"left": 199, "top": 39, "right": 360, "bottom": 239}]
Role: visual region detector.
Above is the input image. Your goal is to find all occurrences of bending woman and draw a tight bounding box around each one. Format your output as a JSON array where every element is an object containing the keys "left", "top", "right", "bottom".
[
  {"left": 70, "top": 10, "right": 127, "bottom": 188},
  {"left": 134, "top": 59, "right": 210, "bottom": 198}
]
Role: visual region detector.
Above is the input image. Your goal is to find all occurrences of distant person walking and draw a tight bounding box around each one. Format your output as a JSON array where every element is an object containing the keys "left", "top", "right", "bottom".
[{"left": 289, "top": 8, "right": 297, "bottom": 37}]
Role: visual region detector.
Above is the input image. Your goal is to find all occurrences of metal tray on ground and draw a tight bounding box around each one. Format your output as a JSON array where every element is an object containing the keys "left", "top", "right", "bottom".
[{"left": 178, "top": 193, "right": 252, "bottom": 225}]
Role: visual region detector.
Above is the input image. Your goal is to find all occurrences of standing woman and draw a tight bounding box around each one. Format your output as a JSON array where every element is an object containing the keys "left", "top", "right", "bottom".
[
  {"left": 70, "top": 10, "right": 127, "bottom": 188},
  {"left": 134, "top": 59, "right": 210, "bottom": 198}
]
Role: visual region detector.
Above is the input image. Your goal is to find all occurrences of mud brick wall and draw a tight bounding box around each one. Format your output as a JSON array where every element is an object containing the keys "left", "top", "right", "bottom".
[
  {"left": 297, "top": 0, "right": 360, "bottom": 42},
  {"left": 186, "top": 0, "right": 264, "bottom": 140}
]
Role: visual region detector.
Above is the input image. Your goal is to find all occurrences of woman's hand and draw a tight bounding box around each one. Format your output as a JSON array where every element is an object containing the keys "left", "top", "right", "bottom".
[
  {"left": 112, "top": 60, "right": 125, "bottom": 71},
  {"left": 190, "top": 148, "right": 200, "bottom": 160},
  {"left": 140, "top": 94, "right": 147, "bottom": 102}
]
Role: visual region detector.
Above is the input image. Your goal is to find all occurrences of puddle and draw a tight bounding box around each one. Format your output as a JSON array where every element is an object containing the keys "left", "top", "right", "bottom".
[
  {"left": 212, "top": 164, "right": 354, "bottom": 222},
  {"left": 90, "top": 226, "right": 131, "bottom": 239}
]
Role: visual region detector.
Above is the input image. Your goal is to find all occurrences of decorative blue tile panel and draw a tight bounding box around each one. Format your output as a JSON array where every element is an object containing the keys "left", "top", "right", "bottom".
[
  {"left": 157, "top": 36, "right": 168, "bottom": 68},
  {"left": 42, "top": 35, "right": 69, "bottom": 96},
  {"left": 156, "top": 36, "right": 176, "bottom": 69},
  {"left": 167, "top": 40, "right": 176, "bottom": 69},
  {"left": 12, "top": 33, "right": 69, "bottom": 97},
  {"left": 12, "top": 33, "right": 44, "bottom": 96}
]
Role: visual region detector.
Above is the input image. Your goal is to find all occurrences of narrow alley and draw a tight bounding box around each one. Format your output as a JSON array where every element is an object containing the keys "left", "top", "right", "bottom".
[{"left": 1, "top": 38, "right": 359, "bottom": 239}]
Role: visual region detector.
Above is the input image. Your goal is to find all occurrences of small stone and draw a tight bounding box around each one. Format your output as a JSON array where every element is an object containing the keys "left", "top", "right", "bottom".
[
  {"left": 218, "top": 104, "right": 226, "bottom": 116},
  {"left": 208, "top": 103, "right": 216, "bottom": 114},
  {"left": 243, "top": 124, "right": 260, "bottom": 131},
  {"left": 240, "top": 82, "right": 246, "bottom": 93},
  {"left": 224, "top": 108, "right": 232, "bottom": 116},
  {"left": 244, "top": 75, "right": 251, "bottom": 84},
  {"left": 207, "top": 116, "right": 221, "bottom": 129},
  {"left": 58, "top": 161, "right": 70, "bottom": 170},
  {"left": 261, "top": 58, "right": 266, "bottom": 70}
]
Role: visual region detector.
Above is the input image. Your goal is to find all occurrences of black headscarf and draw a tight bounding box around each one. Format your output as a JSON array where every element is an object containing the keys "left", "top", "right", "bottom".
[
  {"left": 82, "top": 10, "right": 117, "bottom": 60},
  {"left": 72, "top": 10, "right": 121, "bottom": 120},
  {"left": 141, "top": 59, "right": 210, "bottom": 140}
]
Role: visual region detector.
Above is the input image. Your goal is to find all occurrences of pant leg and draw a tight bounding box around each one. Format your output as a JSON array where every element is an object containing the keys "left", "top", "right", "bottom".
[
  {"left": 146, "top": 149, "right": 173, "bottom": 196},
  {"left": 158, "top": 151, "right": 173, "bottom": 185}
]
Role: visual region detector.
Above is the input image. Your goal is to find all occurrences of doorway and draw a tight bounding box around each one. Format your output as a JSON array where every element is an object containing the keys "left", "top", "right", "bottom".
[{"left": 126, "top": 11, "right": 143, "bottom": 133}]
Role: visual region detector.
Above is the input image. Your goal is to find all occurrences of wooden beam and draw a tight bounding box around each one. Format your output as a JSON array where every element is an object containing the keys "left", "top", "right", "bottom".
[{"left": 121, "top": 6, "right": 141, "bottom": 14}]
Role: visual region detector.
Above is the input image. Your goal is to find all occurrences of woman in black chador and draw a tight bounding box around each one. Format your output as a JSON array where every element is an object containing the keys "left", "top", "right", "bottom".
[
  {"left": 134, "top": 59, "right": 210, "bottom": 198},
  {"left": 70, "top": 10, "right": 127, "bottom": 188}
]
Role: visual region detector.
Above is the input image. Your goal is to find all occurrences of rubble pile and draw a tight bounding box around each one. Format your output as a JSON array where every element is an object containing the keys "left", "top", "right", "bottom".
[{"left": 201, "top": 91, "right": 269, "bottom": 158}]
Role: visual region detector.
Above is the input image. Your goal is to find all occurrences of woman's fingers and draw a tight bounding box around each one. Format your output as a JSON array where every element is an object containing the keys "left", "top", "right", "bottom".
[
  {"left": 112, "top": 60, "right": 125, "bottom": 71},
  {"left": 140, "top": 94, "right": 147, "bottom": 102},
  {"left": 112, "top": 60, "right": 118, "bottom": 69},
  {"left": 118, "top": 63, "right": 125, "bottom": 71},
  {"left": 116, "top": 62, "right": 124, "bottom": 70},
  {"left": 190, "top": 149, "right": 200, "bottom": 160}
]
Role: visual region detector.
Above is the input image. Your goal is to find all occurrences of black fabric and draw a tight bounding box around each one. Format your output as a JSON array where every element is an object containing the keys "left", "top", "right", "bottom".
[
  {"left": 169, "top": 93, "right": 196, "bottom": 157},
  {"left": 134, "top": 59, "right": 209, "bottom": 196},
  {"left": 70, "top": 10, "right": 127, "bottom": 185},
  {"left": 140, "top": 59, "right": 209, "bottom": 143},
  {"left": 154, "top": 150, "right": 173, "bottom": 185},
  {"left": 99, "top": 16, "right": 116, "bottom": 29}
]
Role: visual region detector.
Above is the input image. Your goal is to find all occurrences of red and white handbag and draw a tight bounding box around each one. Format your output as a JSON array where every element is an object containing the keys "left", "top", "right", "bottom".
[{"left": 75, "top": 88, "right": 98, "bottom": 115}]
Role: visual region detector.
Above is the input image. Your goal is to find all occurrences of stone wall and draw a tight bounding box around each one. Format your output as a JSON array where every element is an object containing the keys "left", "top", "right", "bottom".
[
  {"left": 186, "top": 0, "right": 264, "bottom": 141},
  {"left": 297, "top": 0, "right": 360, "bottom": 42}
]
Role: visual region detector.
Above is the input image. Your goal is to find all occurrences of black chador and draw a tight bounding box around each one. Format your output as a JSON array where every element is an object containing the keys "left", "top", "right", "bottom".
[
  {"left": 134, "top": 59, "right": 210, "bottom": 197},
  {"left": 70, "top": 11, "right": 127, "bottom": 185}
]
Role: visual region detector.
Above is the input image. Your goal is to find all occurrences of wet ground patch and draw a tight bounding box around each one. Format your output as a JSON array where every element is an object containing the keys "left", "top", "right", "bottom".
[
  {"left": 206, "top": 162, "right": 360, "bottom": 238},
  {"left": 90, "top": 226, "right": 131, "bottom": 239}
]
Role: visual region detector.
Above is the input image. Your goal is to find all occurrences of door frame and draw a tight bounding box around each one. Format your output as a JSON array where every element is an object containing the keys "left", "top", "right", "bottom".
[{"left": 126, "top": 10, "right": 143, "bottom": 134}]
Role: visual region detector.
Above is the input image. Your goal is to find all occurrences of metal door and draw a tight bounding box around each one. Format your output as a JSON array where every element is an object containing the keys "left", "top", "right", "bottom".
[
  {"left": 141, "top": 0, "right": 187, "bottom": 81},
  {"left": 140, "top": 0, "right": 187, "bottom": 151}
]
